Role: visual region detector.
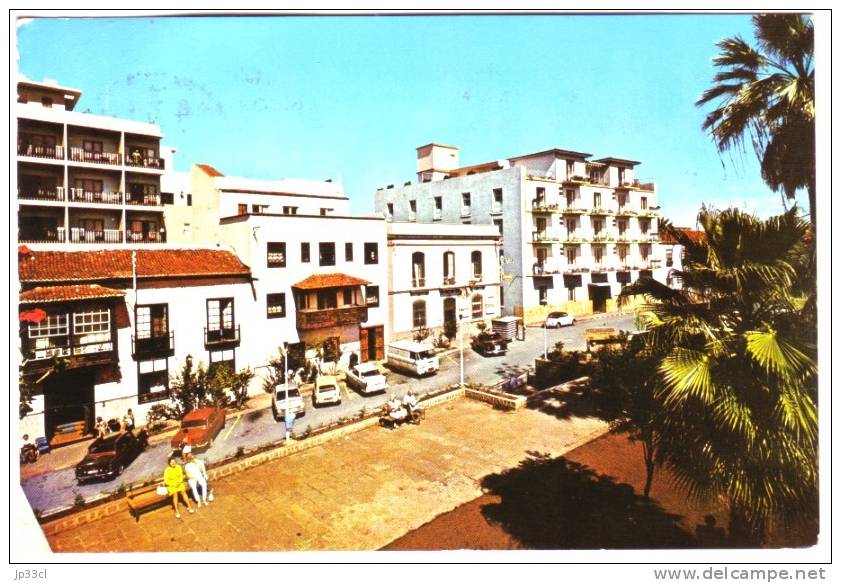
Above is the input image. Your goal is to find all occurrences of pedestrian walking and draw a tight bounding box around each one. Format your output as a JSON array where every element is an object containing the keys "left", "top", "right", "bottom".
[
  {"left": 184, "top": 453, "right": 210, "bottom": 507},
  {"left": 163, "top": 456, "right": 195, "bottom": 519}
]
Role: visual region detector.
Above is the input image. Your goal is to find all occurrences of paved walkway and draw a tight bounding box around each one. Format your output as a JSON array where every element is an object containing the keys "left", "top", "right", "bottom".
[{"left": 45, "top": 398, "right": 607, "bottom": 552}]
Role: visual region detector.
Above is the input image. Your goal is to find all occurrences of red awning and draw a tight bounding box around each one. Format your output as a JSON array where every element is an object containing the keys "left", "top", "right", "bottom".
[
  {"left": 19, "top": 308, "right": 47, "bottom": 324},
  {"left": 292, "top": 273, "right": 370, "bottom": 290}
]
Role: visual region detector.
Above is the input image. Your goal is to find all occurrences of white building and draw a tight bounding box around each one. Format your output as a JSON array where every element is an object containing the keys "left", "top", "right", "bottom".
[
  {"left": 374, "top": 144, "right": 667, "bottom": 324},
  {"left": 169, "top": 164, "right": 390, "bottom": 368},
  {"left": 16, "top": 78, "right": 170, "bottom": 246},
  {"left": 18, "top": 247, "right": 255, "bottom": 443},
  {"left": 386, "top": 222, "right": 502, "bottom": 340}
]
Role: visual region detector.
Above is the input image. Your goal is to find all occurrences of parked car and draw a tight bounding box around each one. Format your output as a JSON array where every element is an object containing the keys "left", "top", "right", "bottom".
[
  {"left": 471, "top": 333, "right": 510, "bottom": 356},
  {"left": 272, "top": 384, "right": 306, "bottom": 420},
  {"left": 544, "top": 311, "right": 576, "bottom": 328},
  {"left": 386, "top": 341, "right": 439, "bottom": 377},
  {"left": 75, "top": 430, "right": 148, "bottom": 485},
  {"left": 345, "top": 363, "right": 388, "bottom": 395},
  {"left": 313, "top": 375, "right": 342, "bottom": 407},
  {"left": 170, "top": 407, "right": 226, "bottom": 452}
]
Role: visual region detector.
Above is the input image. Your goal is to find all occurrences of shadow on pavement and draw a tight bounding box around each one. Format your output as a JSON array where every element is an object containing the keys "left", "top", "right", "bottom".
[{"left": 479, "top": 451, "right": 696, "bottom": 549}]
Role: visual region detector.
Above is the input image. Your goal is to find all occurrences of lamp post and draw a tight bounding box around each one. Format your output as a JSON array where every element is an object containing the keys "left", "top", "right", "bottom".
[
  {"left": 543, "top": 321, "right": 548, "bottom": 360},
  {"left": 282, "top": 343, "right": 291, "bottom": 441}
]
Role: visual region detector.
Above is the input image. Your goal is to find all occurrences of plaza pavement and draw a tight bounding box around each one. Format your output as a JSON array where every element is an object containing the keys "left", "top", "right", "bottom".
[{"left": 45, "top": 397, "right": 608, "bottom": 552}]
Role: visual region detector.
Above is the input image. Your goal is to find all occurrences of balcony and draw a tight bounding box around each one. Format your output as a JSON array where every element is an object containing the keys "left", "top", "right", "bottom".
[
  {"left": 18, "top": 188, "right": 65, "bottom": 202},
  {"left": 561, "top": 206, "right": 587, "bottom": 215},
  {"left": 204, "top": 325, "right": 241, "bottom": 348},
  {"left": 132, "top": 331, "right": 175, "bottom": 359},
  {"left": 296, "top": 305, "right": 368, "bottom": 331},
  {"left": 532, "top": 230, "right": 563, "bottom": 243},
  {"left": 125, "top": 155, "right": 165, "bottom": 170},
  {"left": 69, "top": 228, "right": 124, "bottom": 244},
  {"left": 531, "top": 200, "right": 560, "bottom": 213},
  {"left": 590, "top": 207, "right": 613, "bottom": 215},
  {"left": 125, "top": 193, "right": 163, "bottom": 206},
  {"left": 592, "top": 231, "right": 616, "bottom": 243},
  {"left": 69, "top": 147, "right": 122, "bottom": 166},
  {"left": 23, "top": 335, "right": 115, "bottom": 372},
  {"left": 19, "top": 227, "right": 66, "bottom": 244},
  {"left": 69, "top": 188, "right": 124, "bottom": 205},
  {"left": 616, "top": 207, "right": 637, "bottom": 217},
  {"left": 18, "top": 142, "right": 65, "bottom": 160},
  {"left": 639, "top": 209, "right": 659, "bottom": 218}
]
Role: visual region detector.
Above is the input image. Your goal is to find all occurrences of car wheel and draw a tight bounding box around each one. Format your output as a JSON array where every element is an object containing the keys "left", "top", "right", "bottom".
[{"left": 115, "top": 463, "right": 124, "bottom": 476}]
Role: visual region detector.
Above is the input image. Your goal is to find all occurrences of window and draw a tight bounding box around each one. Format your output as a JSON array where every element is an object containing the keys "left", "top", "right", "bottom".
[
  {"left": 267, "top": 293, "right": 286, "bottom": 319},
  {"left": 471, "top": 293, "right": 483, "bottom": 319},
  {"left": 317, "top": 290, "right": 337, "bottom": 310},
  {"left": 566, "top": 189, "right": 575, "bottom": 206},
  {"left": 208, "top": 349, "right": 236, "bottom": 377},
  {"left": 301, "top": 242, "right": 310, "bottom": 263},
  {"left": 443, "top": 251, "right": 455, "bottom": 284},
  {"left": 640, "top": 197, "right": 648, "bottom": 210},
  {"left": 566, "top": 160, "right": 575, "bottom": 177},
  {"left": 237, "top": 203, "right": 247, "bottom": 216},
  {"left": 319, "top": 242, "right": 336, "bottom": 266},
  {"left": 252, "top": 204, "right": 268, "bottom": 214},
  {"left": 366, "top": 285, "right": 380, "bottom": 307},
  {"left": 138, "top": 359, "right": 169, "bottom": 403},
  {"left": 409, "top": 200, "right": 417, "bottom": 221},
  {"left": 493, "top": 218, "right": 503, "bottom": 238},
  {"left": 640, "top": 245, "right": 651, "bottom": 260},
  {"left": 73, "top": 178, "right": 103, "bottom": 194},
  {"left": 83, "top": 140, "right": 103, "bottom": 154},
  {"left": 640, "top": 219, "right": 650, "bottom": 234},
  {"left": 461, "top": 192, "right": 471, "bottom": 217},
  {"left": 345, "top": 242, "right": 353, "bottom": 261},
  {"left": 434, "top": 196, "right": 443, "bottom": 211},
  {"left": 412, "top": 300, "right": 426, "bottom": 328},
  {"left": 207, "top": 298, "right": 235, "bottom": 332},
  {"left": 565, "top": 246, "right": 577, "bottom": 265},
  {"left": 28, "top": 313, "right": 69, "bottom": 339},
  {"left": 593, "top": 219, "right": 604, "bottom": 235},
  {"left": 135, "top": 304, "right": 168, "bottom": 339},
  {"left": 535, "top": 187, "right": 545, "bottom": 202},
  {"left": 539, "top": 287, "right": 548, "bottom": 305},
  {"left": 267, "top": 242, "right": 286, "bottom": 268},
  {"left": 41, "top": 97, "right": 53, "bottom": 108},
  {"left": 74, "top": 309, "right": 110, "bottom": 335},
  {"left": 594, "top": 192, "right": 602, "bottom": 208},
  {"left": 320, "top": 208, "right": 332, "bottom": 216},
  {"left": 568, "top": 287, "right": 575, "bottom": 301},
  {"left": 493, "top": 188, "right": 503, "bottom": 206},
  {"left": 364, "top": 242, "right": 378, "bottom": 264},
  {"left": 283, "top": 206, "right": 298, "bottom": 215},
  {"left": 386, "top": 203, "right": 394, "bottom": 220},
  {"left": 342, "top": 288, "right": 354, "bottom": 306},
  {"left": 593, "top": 245, "right": 605, "bottom": 265},
  {"left": 618, "top": 245, "right": 629, "bottom": 262},
  {"left": 471, "top": 251, "right": 482, "bottom": 280},
  {"left": 566, "top": 218, "right": 577, "bottom": 233},
  {"left": 618, "top": 192, "right": 627, "bottom": 207},
  {"left": 618, "top": 220, "right": 627, "bottom": 235},
  {"left": 666, "top": 248, "right": 674, "bottom": 267},
  {"left": 412, "top": 252, "right": 426, "bottom": 287}
]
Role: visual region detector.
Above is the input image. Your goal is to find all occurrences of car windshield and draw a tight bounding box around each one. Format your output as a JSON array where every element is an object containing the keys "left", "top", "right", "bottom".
[
  {"left": 319, "top": 384, "right": 337, "bottom": 393},
  {"left": 89, "top": 438, "right": 118, "bottom": 453},
  {"left": 360, "top": 370, "right": 380, "bottom": 378},
  {"left": 277, "top": 388, "right": 301, "bottom": 399},
  {"left": 182, "top": 419, "right": 207, "bottom": 428},
  {"left": 415, "top": 349, "right": 436, "bottom": 359},
  {"left": 549, "top": 312, "right": 566, "bottom": 318}
]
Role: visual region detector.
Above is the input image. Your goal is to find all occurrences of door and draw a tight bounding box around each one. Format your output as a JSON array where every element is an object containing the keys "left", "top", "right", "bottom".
[
  {"left": 443, "top": 298, "right": 457, "bottom": 338},
  {"left": 360, "top": 326, "right": 384, "bottom": 362},
  {"left": 43, "top": 369, "right": 95, "bottom": 440}
]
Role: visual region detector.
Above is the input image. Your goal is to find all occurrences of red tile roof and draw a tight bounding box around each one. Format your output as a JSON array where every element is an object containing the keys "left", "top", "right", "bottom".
[
  {"left": 660, "top": 227, "right": 706, "bottom": 245},
  {"left": 197, "top": 164, "right": 224, "bottom": 177},
  {"left": 20, "top": 284, "right": 125, "bottom": 304},
  {"left": 292, "top": 273, "right": 370, "bottom": 290},
  {"left": 19, "top": 249, "right": 251, "bottom": 283}
]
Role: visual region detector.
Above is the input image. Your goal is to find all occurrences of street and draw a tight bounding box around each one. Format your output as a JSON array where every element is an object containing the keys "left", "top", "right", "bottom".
[{"left": 21, "top": 313, "right": 634, "bottom": 516}]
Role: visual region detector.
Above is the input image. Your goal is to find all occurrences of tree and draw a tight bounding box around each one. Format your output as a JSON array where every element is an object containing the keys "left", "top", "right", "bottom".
[
  {"left": 591, "top": 333, "right": 666, "bottom": 499},
  {"left": 696, "top": 15, "right": 815, "bottom": 229},
  {"left": 621, "top": 208, "right": 817, "bottom": 544},
  {"left": 168, "top": 358, "right": 254, "bottom": 418}
]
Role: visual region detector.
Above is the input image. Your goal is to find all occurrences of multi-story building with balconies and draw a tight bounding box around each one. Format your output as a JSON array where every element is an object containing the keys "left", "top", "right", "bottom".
[
  {"left": 374, "top": 144, "right": 667, "bottom": 323},
  {"left": 16, "top": 78, "right": 168, "bottom": 247}
]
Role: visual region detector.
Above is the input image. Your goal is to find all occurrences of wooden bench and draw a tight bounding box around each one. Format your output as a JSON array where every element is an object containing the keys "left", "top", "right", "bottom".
[{"left": 126, "top": 483, "right": 170, "bottom": 522}]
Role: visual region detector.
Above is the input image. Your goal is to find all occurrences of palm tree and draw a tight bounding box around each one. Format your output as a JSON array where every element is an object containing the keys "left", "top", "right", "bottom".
[
  {"left": 622, "top": 207, "right": 817, "bottom": 544},
  {"left": 697, "top": 14, "right": 815, "bottom": 229}
]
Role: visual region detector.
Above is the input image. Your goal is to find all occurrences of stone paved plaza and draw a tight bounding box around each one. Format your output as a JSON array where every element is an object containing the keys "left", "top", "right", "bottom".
[{"left": 45, "top": 398, "right": 607, "bottom": 552}]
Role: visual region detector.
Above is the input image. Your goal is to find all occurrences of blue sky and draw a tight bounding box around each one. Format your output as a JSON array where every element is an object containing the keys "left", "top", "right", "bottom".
[{"left": 16, "top": 14, "right": 808, "bottom": 226}]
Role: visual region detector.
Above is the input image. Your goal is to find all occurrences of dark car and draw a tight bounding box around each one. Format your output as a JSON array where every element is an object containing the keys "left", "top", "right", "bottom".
[
  {"left": 75, "top": 430, "right": 148, "bottom": 485},
  {"left": 170, "top": 407, "right": 226, "bottom": 452},
  {"left": 471, "top": 333, "right": 510, "bottom": 357}
]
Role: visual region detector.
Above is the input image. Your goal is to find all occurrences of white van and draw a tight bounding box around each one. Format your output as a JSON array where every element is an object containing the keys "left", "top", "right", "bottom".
[{"left": 386, "top": 341, "right": 439, "bottom": 377}]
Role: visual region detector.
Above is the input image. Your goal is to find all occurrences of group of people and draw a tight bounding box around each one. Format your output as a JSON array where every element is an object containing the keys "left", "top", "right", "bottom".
[
  {"left": 94, "top": 409, "right": 135, "bottom": 438},
  {"left": 382, "top": 389, "right": 422, "bottom": 427},
  {"left": 163, "top": 453, "right": 212, "bottom": 519}
]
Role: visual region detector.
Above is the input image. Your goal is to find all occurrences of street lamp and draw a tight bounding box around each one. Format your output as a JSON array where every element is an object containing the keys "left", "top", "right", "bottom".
[
  {"left": 282, "top": 342, "right": 291, "bottom": 441},
  {"left": 543, "top": 321, "right": 548, "bottom": 360}
]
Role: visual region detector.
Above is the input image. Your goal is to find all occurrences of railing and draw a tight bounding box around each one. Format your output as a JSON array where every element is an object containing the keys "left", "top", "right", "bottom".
[
  {"left": 461, "top": 207, "right": 471, "bottom": 218},
  {"left": 412, "top": 277, "right": 426, "bottom": 288},
  {"left": 125, "top": 155, "right": 165, "bottom": 170},
  {"left": 19, "top": 227, "right": 66, "bottom": 244},
  {"left": 132, "top": 331, "right": 175, "bottom": 358},
  {"left": 590, "top": 207, "right": 612, "bottom": 215},
  {"left": 204, "top": 325, "right": 241, "bottom": 347},
  {"left": 24, "top": 335, "right": 114, "bottom": 363},
  {"left": 296, "top": 305, "right": 368, "bottom": 331},
  {"left": 433, "top": 209, "right": 442, "bottom": 220},
  {"left": 532, "top": 200, "right": 560, "bottom": 212},
  {"left": 561, "top": 206, "right": 586, "bottom": 214},
  {"left": 69, "top": 228, "right": 123, "bottom": 244},
  {"left": 408, "top": 212, "right": 417, "bottom": 222},
  {"left": 592, "top": 232, "right": 616, "bottom": 243},
  {"left": 18, "top": 188, "right": 64, "bottom": 202},
  {"left": 532, "top": 230, "right": 563, "bottom": 242},
  {"left": 126, "top": 230, "right": 166, "bottom": 244},
  {"left": 69, "top": 147, "right": 121, "bottom": 166},
  {"left": 616, "top": 207, "right": 637, "bottom": 216},
  {"left": 125, "top": 193, "right": 162, "bottom": 206},
  {"left": 491, "top": 203, "right": 503, "bottom": 214},
  {"left": 69, "top": 188, "right": 124, "bottom": 205},
  {"left": 18, "top": 142, "right": 65, "bottom": 160},
  {"left": 442, "top": 276, "right": 456, "bottom": 286}
]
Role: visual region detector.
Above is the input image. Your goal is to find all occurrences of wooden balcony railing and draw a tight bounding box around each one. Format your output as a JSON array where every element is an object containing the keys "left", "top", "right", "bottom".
[
  {"left": 296, "top": 305, "right": 368, "bottom": 331},
  {"left": 132, "top": 331, "right": 175, "bottom": 359},
  {"left": 204, "top": 325, "right": 241, "bottom": 347}
]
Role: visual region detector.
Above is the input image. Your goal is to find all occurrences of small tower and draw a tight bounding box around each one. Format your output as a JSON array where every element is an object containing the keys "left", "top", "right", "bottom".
[{"left": 416, "top": 143, "right": 459, "bottom": 183}]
